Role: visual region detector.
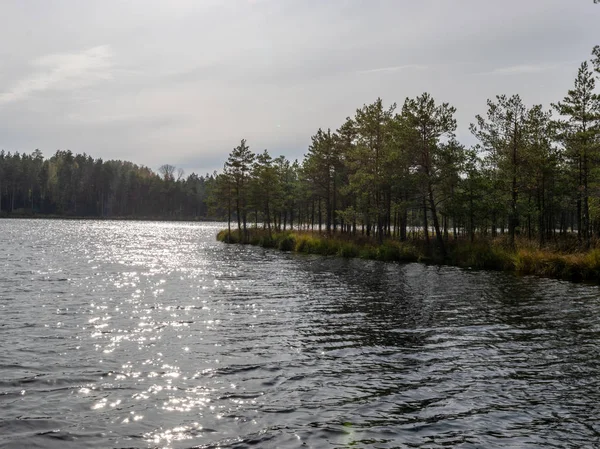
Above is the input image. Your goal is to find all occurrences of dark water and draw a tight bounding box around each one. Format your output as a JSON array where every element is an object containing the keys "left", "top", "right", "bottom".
[{"left": 1, "top": 220, "right": 600, "bottom": 448}]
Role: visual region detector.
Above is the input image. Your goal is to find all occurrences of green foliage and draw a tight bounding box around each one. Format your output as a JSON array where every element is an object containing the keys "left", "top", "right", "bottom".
[
  {"left": 514, "top": 250, "right": 573, "bottom": 279},
  {"left": 358, "top": 245, "right": 378, "bottom": 260},
  {"left": 447, "top": 240, "right": 513, "bottom": 271},
  {"left": 217, "top": 230, "right": 240, "bottom": 244},
  {"left": 294, "top": 235, "right": 338, "bottom": 255},
  {"left": 0, "top": 149, "right": 214, "bottom": 218},
  {"left": 278, "top": 233, "right": 296, "bottom": 251},
  {"left": 337, "top": 242, "right": 360, "bottom": 258},
  {"left": 294, "top": 235, "right": 314, "bottom": 253},
  {"left": 552, "top": 61, "right": 600, "bottom": 248},
  {"left": 513, "top": 248, "right": 600, "bottom": 281},
  {"left": 593, "top": 45, "right": 600, "bottom": 75}
]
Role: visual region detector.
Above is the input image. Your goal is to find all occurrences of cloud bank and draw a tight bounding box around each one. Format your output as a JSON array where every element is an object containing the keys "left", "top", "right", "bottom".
[{"left": 0, "top": 0, "right": 598, "bottom": 174}]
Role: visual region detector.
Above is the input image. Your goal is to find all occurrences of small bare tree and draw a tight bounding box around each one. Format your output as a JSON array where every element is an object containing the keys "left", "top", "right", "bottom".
[{"left": 158, "top": 164, "right": 176, "bottom": 181}]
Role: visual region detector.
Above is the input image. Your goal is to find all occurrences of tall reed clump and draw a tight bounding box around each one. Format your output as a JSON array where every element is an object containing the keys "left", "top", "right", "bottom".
[
  {"left": 293, "top": 234, "right": 318, "bottom": 253},
  {"left": 294, "top": 234, "right": 339, "bottom": 255},
  {"left": 514, "top": 248, "right": 600, "bottom": 282},
  {"left": 447, "top": 239, "right": 513, "bottom": 271},
  {"left": 584, "top": 249, "right": 600, "bottom": 280},
  {"left": 514, "top": 249, "right": 567, "bottom": 279},
  {"left": 216, "top": 229, "right": 241, "bottom": 243},
  {"left": 371, "top": 240, "right": 421, "bottom": 262},
  {"left": 337, "top": 241, "right": 360, "bottom": 258},
  {"left": 277, "top": 232, "right": 296, "bottom": 251}
]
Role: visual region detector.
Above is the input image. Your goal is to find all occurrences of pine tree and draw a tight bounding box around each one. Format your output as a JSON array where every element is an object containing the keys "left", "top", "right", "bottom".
[
  {"left": 592, "top": 45, "right": 600, "bottom": 76},
  {"left": 252, "top": 150, "right": 278, "bottom": 236},
  {"left": 304, "top": 128, "right": 338, "bottom": 234},
  {"left": 402, "top": 93, "right": 457, "bottom": 256},
  {"left": 553, "top": 62, "right": 600, "bottom": 248},
  {"left": 225, "top": 139, "right": 255, "bottom": 242},
  {"left": 522, "top": 105, "right": 557, "bottom": 247},
  {"left": 346, "top": 98, "right": 396, "bottom": 242},
  {"left": 471, "top": 95, "right": 528, "bottom": 247}
]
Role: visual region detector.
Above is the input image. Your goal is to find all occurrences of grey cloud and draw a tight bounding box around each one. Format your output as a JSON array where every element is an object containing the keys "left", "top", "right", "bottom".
[
  {"left": 0, "top": 45, "right": 113, "bottom": 105},
  {"left": 0, "top": 0, "right": 598, "bottom": 173}
]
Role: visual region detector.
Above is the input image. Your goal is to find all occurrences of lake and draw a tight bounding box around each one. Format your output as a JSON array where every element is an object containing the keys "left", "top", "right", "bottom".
[{"left": 1, "top": 220, "right": 599, "bottom": 448}]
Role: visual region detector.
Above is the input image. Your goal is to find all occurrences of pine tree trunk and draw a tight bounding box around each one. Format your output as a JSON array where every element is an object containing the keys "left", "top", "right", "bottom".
[
  {"left": 583, "top": 150, "right": 590, "bottom": 249},
  {"left": 423, "top": 198, "right": 430, "bottom": 246},
  {"left": 428, "top": 183, "right": 446, "bottom": 257}
]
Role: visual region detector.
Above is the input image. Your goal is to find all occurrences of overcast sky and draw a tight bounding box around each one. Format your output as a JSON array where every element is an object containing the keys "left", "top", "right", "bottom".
[{"left": 0, "top": 0, "right": 598, "bottom": 175}]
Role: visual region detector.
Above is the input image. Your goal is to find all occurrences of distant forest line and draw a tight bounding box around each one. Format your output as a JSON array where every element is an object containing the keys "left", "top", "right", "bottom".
[
  {"left": 2, "top": 46, "right": 600, "bottom": 255},
  {"left": 0, "top": 150, "right": 213, "bottom": 219}
]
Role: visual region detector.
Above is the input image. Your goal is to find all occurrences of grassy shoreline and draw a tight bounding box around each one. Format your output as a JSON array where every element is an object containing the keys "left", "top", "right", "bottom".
[{"left": 217, "top": 229, "right": 600, "bottom": 283}]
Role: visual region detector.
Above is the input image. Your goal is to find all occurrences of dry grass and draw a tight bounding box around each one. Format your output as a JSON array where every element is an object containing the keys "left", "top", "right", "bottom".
[{"left": 217, "top": 229, "right": 600, "bottom": 283}]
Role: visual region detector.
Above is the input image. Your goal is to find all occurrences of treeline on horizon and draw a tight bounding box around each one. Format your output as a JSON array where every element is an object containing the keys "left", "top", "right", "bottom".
[
  {"left": 1, "top": 46, "right": 600, "bottom": 256},
  {"left": 0, "top": 150, "right": 214, "bottom": 218}
]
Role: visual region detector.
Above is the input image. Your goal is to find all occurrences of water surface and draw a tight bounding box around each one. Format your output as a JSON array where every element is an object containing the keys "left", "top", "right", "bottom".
[{"left": 1, "top": 220, "right": 599, "bottom": 448}]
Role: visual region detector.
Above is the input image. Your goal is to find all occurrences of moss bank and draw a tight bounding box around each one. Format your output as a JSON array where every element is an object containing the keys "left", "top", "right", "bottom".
[{"left": 217, "top": 229, "right": 600, "bottom": 283}]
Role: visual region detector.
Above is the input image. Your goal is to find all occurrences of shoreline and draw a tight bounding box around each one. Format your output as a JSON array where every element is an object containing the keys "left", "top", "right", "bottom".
[
  {"left": 217, "top": 229, "right": 600, "bottom": 284},
  {"left": 0, "top": 213, "right": 217, "bottom": 223}
]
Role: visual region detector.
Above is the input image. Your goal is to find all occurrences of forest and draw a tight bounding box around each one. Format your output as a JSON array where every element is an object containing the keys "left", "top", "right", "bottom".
[
  {"left": 216, "top": 46, "right": 600, "bottom": 256},
  {"left": 0, "top": 151, "right": 213, "bottom": 219},
  {"left": 2, "top": 46, "right": 600, "bottom": 260}
]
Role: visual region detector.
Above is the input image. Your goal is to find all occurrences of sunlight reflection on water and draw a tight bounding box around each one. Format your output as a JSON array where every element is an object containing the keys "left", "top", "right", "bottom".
[{"left": 1, "top": 220, "right": 600, "bottom": 448}]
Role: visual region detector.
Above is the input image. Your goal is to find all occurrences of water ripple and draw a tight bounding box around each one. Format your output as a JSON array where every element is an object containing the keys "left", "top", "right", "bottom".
[{"left": 1, "top": 219, "right": 600, "bottom": 448}]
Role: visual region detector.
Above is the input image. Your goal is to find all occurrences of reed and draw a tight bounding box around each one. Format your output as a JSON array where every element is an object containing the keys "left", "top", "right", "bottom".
[{"left": 216, "top": 229, "right": 600, "bottom": 283}]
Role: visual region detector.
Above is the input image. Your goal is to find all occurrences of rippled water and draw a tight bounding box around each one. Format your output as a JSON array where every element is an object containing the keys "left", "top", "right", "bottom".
[{"left": 1, "top": 220, "right": 600, "bottom": 448}]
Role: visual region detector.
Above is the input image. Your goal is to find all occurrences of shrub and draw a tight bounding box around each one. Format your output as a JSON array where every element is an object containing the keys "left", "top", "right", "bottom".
[
  {"left": 294, "top": 235, "right": 313, "bottom": 253},
  {"left": 448, "top": 240, "right": 512, "bottom": 271},
  {"left": 377, "top": 242, "right": 399, "bottom": 262},
  {"left": 358, "top": 246, "right": 378, "bottom": 260},
  {"left": 278, "top": 234, "right": 296, "bottom": 251},
  {"left": 337, "top": 242, "right": 359, "bottom": 258},
  {"left": 217, "top": 230, "right": 240, "bottom": 243},
  {"left": 397, "top": 242, "right": 420, "bottom": 262}
]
